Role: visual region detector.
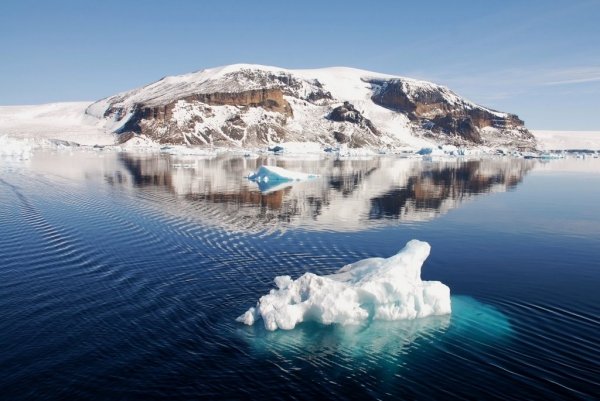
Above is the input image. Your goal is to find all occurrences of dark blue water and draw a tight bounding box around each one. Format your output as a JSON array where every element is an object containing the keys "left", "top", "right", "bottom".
[{"left": 1, "top": 152, "right": 599, "bottom": 400}]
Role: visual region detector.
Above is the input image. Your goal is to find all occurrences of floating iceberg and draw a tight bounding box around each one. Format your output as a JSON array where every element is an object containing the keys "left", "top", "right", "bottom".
[
  {"left": 248, "top": 165, "right": 319, "bottom": 184},
  {"left": 237, "top": 240, "right": 451, "bottom": 331},
  {"left": 248, "top": 165, "right": 319, "bottom": 193}
]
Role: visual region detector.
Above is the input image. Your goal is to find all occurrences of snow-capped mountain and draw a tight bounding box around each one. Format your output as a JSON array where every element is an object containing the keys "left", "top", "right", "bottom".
[{"left": 86, "top": 64, "right": 534, "bottom": 150}]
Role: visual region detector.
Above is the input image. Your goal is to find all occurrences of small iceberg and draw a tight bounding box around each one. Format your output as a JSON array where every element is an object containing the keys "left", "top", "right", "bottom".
[
  {"left": 237, "top": 240, "right": 451, "bottom": 331},
  {"left": 248, "top": 165, "right": 319, "bottom": 184},
  {"left": 248, "top": 165, "right": 319, "bottom": 194}
]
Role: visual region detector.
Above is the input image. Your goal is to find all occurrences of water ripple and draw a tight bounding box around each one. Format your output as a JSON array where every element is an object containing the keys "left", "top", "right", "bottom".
[{"left": 1, "top": 154, "right": 599, "bottom": 400}]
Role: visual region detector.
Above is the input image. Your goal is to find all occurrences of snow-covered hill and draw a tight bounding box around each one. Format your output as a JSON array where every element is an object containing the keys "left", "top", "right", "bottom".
[
  {"left": 533, "top": 130, "right": 600, "bottom": 151},
  {"left": 0, "top": 102, "right": 114, "bottom": 146},
  {"left": 86, "top": 64, "right": 535, "bottom": 150}
]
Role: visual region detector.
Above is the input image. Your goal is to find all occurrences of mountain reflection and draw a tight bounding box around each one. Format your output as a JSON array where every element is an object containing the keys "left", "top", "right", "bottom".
[{"left": 113, "top": 153, "right": 534, "bottom": 232}]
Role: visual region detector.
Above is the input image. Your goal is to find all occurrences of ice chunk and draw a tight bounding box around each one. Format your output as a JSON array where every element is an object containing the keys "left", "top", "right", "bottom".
[
  {"left": 248, "top": 165, "right": 319, "bottom": 184},
  {"left": 237, "top": 240, "right": 451, "bottom": 331}
]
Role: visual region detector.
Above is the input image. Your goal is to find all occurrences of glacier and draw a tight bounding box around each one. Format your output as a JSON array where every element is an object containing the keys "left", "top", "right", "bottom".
[
  {"left": 237, "top": 240, "right": 451, "bottom": 331},
  {"left": 0, "top": 135, "right": 33, "bottom": 159}
]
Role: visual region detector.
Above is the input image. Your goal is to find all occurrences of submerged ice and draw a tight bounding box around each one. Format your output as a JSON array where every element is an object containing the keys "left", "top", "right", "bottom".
[{"left": 237, "top": 240, "right": 451, "bottom": 331}]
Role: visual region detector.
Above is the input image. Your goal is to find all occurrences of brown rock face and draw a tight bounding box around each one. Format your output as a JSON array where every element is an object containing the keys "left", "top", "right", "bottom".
[
  {"left": 326, "top": 102, "right": 386, "bottom": 148},
  {"left": 183, "top": 89, "right": 293, "bottom": 116},
  {"left": 368, "top": 79, "right": 533, "bottom": 145},
  {"left": 108, "top": 88, "right": 293, "bottom": 144}
]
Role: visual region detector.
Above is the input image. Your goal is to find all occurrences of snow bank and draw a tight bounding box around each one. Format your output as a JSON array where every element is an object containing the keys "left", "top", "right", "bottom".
[
  {"left": 237, "top": 240, "right": 451, "bottom": 331},
  {"left": 248, "top": 165, "right": 319, "bottom": 184}
]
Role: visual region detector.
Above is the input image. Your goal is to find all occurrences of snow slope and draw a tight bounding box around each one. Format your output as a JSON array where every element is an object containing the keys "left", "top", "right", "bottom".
[
  {"left": 533, "top": 130, "right": 600, "bottom": 150},
  {"left": 0, "top": 102, "right": 114, "bottom": 146}
]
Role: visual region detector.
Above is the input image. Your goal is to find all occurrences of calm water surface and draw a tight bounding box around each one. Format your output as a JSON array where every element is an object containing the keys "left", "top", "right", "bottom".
[{"left": 1, "top": 151, "right": 599, "bottom": 400}]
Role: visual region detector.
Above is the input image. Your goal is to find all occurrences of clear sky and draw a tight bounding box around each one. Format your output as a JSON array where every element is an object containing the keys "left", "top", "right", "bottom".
[{"left": 1, "top": 0, "right": 599, "bottom": 130}]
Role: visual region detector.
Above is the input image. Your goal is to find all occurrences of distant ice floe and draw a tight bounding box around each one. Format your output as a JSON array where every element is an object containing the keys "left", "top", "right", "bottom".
[{"left": 237, "top": 240, "right": 451, "bottom": 331}]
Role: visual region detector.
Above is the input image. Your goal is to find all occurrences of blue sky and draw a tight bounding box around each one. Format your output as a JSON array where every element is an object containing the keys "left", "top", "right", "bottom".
[{"left": 1, "top": 0, "right": 599, "bottom": 130}]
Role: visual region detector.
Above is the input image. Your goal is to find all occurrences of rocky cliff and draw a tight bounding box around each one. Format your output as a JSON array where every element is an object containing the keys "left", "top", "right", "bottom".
[{"left": 87, "top": 64, "right": 535, "bottom": 150}]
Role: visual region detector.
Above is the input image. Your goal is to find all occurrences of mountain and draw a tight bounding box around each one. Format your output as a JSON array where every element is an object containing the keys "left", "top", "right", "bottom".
[{"left": 86, "top": 64, "right": 535, "bottom": 150}]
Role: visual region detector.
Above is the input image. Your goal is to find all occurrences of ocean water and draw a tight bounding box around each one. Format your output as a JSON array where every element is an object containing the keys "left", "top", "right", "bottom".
[{"left": 0, "top": 151, "right": 598, "bottom": 400}]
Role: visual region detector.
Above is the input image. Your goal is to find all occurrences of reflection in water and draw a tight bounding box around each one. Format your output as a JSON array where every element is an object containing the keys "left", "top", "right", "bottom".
[
  {"left": 110, "top": 153, "right": 534, "bottom": 232},
  {"left": 7, "top": 150, "right": 599, "bottom": 400}
]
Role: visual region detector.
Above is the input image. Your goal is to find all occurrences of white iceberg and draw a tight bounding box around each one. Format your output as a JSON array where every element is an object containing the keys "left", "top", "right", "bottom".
[
  {"left": 237, "top": 240, "right": 451, "bottom": 331},
  {"left": 248, "top": 165, "right": 319, "bottom": 184}
]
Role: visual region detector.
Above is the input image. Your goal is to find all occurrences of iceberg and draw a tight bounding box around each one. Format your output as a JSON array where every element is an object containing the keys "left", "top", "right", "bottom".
[
  {"left": 248, "top": 165, "right": 319, "bottom": 184},
  {"left": 237, "top": 240, "right": 451, "bottom": 331}
]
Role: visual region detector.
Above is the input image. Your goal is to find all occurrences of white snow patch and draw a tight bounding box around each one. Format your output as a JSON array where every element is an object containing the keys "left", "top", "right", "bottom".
[{"left": 237, "top": 240, "right": 451, "bottom": 331}]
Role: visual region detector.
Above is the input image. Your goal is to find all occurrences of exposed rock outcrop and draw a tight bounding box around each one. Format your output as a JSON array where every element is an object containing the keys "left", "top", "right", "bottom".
[
  {"left": 368, "top": 78, "right": 534, "bottom": 147},
  {"left": 108, "top": 88, "right": 292, "bottom": 144},
  {"left": 327, "top": 102, "right": 383, "bottom": 148}
]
